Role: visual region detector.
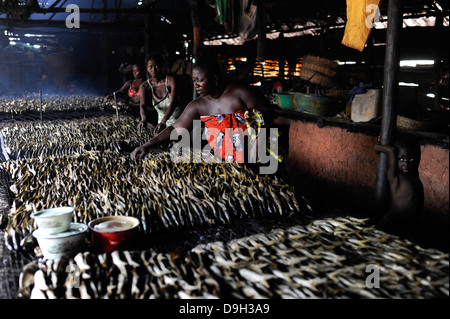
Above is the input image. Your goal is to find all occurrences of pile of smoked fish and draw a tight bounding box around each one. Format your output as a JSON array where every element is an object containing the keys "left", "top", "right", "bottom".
[
  {"left": 0, "top": 113, "right": 309, "bottom": 253},
  {"left": 18, "top": 216, "right": 449, "bottom": 299},
  {"left": 0, "top": 94, "right": 110, "bottom": 114}
]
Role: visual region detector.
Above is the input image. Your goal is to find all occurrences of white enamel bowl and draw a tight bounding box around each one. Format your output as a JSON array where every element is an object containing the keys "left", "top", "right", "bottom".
[
  {"left": 30, "top": 206, "right": 74, "bottom": 235},
  {"left": 33, "top": 222, "right": 88, "bottom": 260}
]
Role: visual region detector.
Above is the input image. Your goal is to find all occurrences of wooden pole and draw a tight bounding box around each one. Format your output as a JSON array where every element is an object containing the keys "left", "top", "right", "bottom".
[
  {"left": 144, "top": 13, "right": 150, "bottom": 58},
  {"left": 433, "top": 13, "right": 444, "bottom": 111},
  {"left": 113, "top": 92, "right": 119, "bottom": 121},
  {"left": 39, "top": 89, "right": 43, "bottom": 121},
  {"left": 374, "top": 0, "right": 403, "bottom": 218}
]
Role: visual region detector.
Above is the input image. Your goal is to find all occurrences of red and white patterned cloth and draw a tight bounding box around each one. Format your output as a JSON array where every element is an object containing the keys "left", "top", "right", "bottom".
[{"left": 200, "top": 109, "right": 249, "bottom": 163}]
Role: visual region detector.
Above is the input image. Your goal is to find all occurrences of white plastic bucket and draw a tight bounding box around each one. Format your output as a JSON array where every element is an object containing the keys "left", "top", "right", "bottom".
[{"left": 351, "top": 89, "right": 381, "bottom": 122}]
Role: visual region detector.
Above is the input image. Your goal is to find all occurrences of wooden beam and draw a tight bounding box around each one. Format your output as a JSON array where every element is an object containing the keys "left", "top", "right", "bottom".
[{"left": 47, "top": 0, "right": 63, "bottom": 10}]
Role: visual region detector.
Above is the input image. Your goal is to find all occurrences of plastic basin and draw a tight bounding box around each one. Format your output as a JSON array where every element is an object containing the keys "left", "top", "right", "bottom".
[
  {"left": 290, "top": 92, "right": 341, "bottom": 116},
  {"left": 274, "top": 93, "right": 295, "bottom": 112}
]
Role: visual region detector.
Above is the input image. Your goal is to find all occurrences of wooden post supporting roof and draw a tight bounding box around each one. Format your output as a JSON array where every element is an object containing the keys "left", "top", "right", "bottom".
[
  {"left": 433, "top": 13, "right": 444, "bottom": 111},
  {"left": 374, "top": 0, "right": 403, "bottom": 218}
]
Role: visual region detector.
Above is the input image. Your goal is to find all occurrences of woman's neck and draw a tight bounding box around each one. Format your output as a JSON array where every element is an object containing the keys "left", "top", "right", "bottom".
[
  {"left": 208, "top": 84, "right": 224, "bottom": 100},
  {"left": 150, "top": 75, "right": 165, "bottom": 83}
]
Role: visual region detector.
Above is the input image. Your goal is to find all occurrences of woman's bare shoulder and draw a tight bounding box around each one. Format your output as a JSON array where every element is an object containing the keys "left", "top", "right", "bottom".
[
  {"left": 166, "top": 74, "right": 177, "bottom": 81},
  {"left": 187, "top": 96, "right": 213, "bottom": 114},
  {"left": 166, "top": 74, "right": 178, "bottom": 88},
  {"left": 225, "top": 81, "right": 247, "bottom": 90},
  {"left": 224, "top": 81, "right": 253, "bottom": 95},
  {"left": 139, "top": 80, "right": 150, "bottom": 89},
  {"left": 172, "top": 99, "right": 203, "bottom": 128}
]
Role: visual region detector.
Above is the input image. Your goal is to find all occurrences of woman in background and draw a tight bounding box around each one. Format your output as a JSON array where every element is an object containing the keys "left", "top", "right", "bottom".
[
  {"left": 104, "top": 64, "right": 143, "bottom": 116},
  {"left": 138, "top": 53, "right": 184, "bottom": 134}
]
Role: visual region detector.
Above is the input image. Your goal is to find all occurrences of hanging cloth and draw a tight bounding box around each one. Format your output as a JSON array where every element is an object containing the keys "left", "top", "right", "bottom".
[
  {"left": 216, "top": 0, "right": 227, "bottom": 24},
  {"left": 224, "top": 0, "right": 239, "bottom": 34},
  {"left": 341, "top": 0, "right": 381, "bottom": 52},
  {"left": 239, "top": 0, "right": 259, "bottom": 40},
  {"left": 219, "top": 0, "right": 262, "bottom": 41}
]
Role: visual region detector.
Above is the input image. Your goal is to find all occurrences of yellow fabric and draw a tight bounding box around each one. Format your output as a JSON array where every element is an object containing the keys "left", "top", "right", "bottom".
[
  {"left": 244, "top": 109, "right": 284, "bottom": 163},
  {"left": 341, "top": 0, "right": 381, "bottom": 52}
]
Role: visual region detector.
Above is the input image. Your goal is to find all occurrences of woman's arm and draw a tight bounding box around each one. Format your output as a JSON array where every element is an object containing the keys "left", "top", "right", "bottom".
[
  {"left": 131, "top": 100, "right": 200, "bottom": 160},
  {"left": 130, "top": 125, "right": 175, "bottom": 161},
  {"left": 104, "top": 80, "right": 131, "bottom": 101},
  {"left": 138, "top": 83, "right": 148, "bottom": 131},
  {"left": 116, "top": 80, "right": 132, "bottom": 96}
]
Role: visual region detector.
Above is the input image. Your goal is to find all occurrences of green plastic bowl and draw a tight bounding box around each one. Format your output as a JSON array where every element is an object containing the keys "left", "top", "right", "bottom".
[
  {"left": 291, "top": 92, "right": 341, "bottom": 116},
  {"left": 274, "top": 93, "right": 295, "bottom": 111}
]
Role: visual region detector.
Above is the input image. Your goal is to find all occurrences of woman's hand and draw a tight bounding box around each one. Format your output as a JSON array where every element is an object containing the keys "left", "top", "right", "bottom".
[
  {"left": 154, "top": 122, "right": 166, "bottom": 134},
  {"left": 130, "top": 144, "right": 148, "bottom": 161},
  {"left": 104, "top": 94, "right": 113, "bottom": 103},
  {"left": 137, "top": 119, "right": 147, "bottom": 133}
]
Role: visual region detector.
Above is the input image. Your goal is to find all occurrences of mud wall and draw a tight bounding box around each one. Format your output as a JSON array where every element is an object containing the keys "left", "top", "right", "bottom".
[
  {"left": 285, "top": 120, "right": 379, "bottom": 213},
  {"left": 281, "top": 118, "right": 449, "bottom": 247}
]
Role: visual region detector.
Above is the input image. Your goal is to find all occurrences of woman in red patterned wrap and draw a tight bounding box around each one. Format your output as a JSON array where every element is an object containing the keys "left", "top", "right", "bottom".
[{"left": 130, "top": 58, "right": 274, "bottom": 163}]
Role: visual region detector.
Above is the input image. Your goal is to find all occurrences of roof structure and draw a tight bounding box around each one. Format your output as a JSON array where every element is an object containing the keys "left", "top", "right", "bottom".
[
  {"left": 1, "top": 1, "right": 448, "bottom": 39},
  {"left": 0, "top": 0, "right": 448, "bottom": 95}
]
